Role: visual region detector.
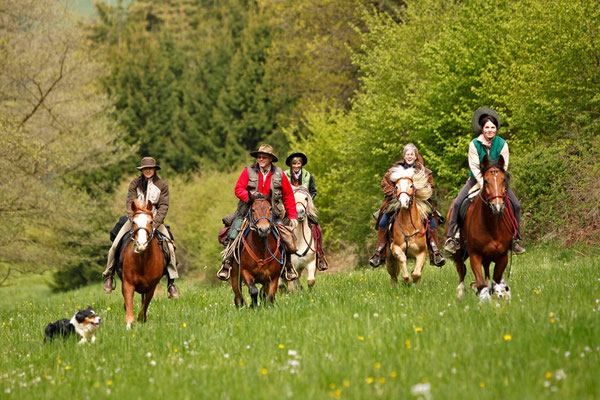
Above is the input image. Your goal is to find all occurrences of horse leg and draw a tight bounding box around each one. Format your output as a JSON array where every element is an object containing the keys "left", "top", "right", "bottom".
[
  {"left": 385, "top": 246, "right": 401, "bottom": 285},
  {"left": 469, "top": 253, "right": 487, "bottom": 293},
  {"left": 267, "top": 276, "right": 278, "bottom": 304},
  {"left": 391, "top": 244, "right": 410, "bottom": 283},
  {"left": 453, "top": 251, "right": 468, "bottom": 299},
  {"left": 248, "top": 279, "right": 259, "bottom": 308},
  {"left": 483, "top": 261, "right": 491, "bottom": 286},
  {"left": 231, "top": 263, "right": 245, "bottom": 308},
  {"left": 306, "top": 255, "right": 317, "bottom": 289},
  {"left": 139, "top": 288, "right": 155, "bottom": 322},
  {"left": 137, "top": 293, "right": 146, "bottom": 321},
  {"left": 411, "top": 247, "right": 428, "bottom": 284},
  {"left": 492, "top": 253, "right": 509, "bottom": 284},
  {"left": 122, "top": 281, "right": 135, "bottom": 329}
]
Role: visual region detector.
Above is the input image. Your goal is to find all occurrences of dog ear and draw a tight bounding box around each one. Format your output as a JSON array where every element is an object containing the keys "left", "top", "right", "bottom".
[
  {"left": 75, "top": 311, "right": 86, "bottom": 323},
  {"left": 504, "top": 285, "right": 510, "bottom": 291}
]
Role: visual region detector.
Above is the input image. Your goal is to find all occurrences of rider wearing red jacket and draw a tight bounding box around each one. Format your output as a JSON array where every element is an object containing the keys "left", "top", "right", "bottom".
[{"left": 217, "top": 144, "right": 299, "bottom": 281}]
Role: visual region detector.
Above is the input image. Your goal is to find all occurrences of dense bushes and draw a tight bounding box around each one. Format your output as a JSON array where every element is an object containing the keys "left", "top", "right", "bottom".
[{"left": 300, "top": 0, "right": 600, "bottom": 259}]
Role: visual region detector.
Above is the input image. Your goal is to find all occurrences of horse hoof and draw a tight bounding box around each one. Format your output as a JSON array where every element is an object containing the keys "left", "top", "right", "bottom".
[
  {"left": 307, "top": 279, "right": 315, "bottom": 287},
  {"left": 126, "top": 323, "right": 132, "bottom": 330},
  {"left": 412, "top": 274, "right": 421, "bottom": 284}
]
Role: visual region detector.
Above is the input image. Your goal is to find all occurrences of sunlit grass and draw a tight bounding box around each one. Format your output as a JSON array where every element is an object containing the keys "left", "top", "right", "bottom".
[{"left": 1, "top": 246, "right": 598, "bottom": 399}]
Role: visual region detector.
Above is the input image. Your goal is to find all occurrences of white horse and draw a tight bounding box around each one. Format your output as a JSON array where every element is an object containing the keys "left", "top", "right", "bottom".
[{"left": 281, "top": 187, "right": 319, "bottom": 291}]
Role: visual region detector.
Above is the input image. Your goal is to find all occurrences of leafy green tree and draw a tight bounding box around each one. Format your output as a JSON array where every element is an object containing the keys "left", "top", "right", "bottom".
[{"left": 0, "top": 0, "right": 128, "bottom": 285}]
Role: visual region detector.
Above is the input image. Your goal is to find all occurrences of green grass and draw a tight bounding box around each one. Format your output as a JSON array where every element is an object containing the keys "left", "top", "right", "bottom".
[{"left": 1, "top": 246, "right": 599, "bottom": 399}]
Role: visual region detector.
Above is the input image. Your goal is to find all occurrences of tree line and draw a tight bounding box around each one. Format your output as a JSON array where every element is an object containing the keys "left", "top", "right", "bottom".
[{"left": 1, "top": 0, "right": 597, "bottom": 289}]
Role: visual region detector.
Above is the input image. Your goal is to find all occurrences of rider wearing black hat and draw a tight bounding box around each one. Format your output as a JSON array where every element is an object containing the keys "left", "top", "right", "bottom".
[{"left": 444, "top": 108, "right": 525, "bottom": 255}]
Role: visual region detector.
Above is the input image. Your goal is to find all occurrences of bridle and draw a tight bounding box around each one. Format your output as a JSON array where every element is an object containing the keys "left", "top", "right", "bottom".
[
  {"left": 479, "top": 167, "right": 506, "bottom": 206},
  {"left": 395, "top": 177, "right": 415, "bottom": 200},
  {"left": 242, "top": 199, "right": 284, "bottom": 266},
  {"left": 130, "top": 210, "right": 154, "bottom": 242}
]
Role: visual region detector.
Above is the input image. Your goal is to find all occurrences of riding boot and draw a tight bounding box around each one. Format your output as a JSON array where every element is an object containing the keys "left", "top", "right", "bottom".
[
  {"left": 426, "top": 223, "right": 445, "bottom": 267},
  {"left": 284, "top": 255, "right": 299, "bottom": 281},
  {"left": 369, "top": 227, "right": 388, "bottom": 268},
  {"left": 103, "top": 274, "right": 114, "bottom": 294},
  {"left": 167, "top": 278, "right": 180, "bottom": 299}
]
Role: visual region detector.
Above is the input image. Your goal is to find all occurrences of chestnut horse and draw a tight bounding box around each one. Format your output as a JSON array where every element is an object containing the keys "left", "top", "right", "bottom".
[
  {"left": 446, "top": 155, "right": 517, "bottom": 298},
  {"left": 120, "top": 199, "right": 164, "bottom": 328},
  {"left": 385, "top": 167, "right": 432, "bottom": 284},
  {"left": 231, "top": 195, "right": 284, "bottom": 307}
]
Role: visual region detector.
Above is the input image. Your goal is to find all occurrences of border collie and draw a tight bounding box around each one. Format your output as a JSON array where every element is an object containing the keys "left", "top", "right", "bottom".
[
  {"left": 44, "top": 307, "right": 101, "bottom": 344},
  {"left": 479, "top": 279, "right": 511, "bottom": 302}
]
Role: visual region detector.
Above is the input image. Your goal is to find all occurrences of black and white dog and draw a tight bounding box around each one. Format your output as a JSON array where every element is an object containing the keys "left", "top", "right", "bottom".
[
  {"left": 479, "top": 279, "right": 511, "bottom": 302},
  {"left": 44, "top": 307, "right": 101, "bottom": 344}
]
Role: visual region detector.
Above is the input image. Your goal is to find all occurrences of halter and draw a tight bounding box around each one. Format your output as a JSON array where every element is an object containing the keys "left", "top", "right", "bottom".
[
  {"left": 249, "top": 207, "right": 272, "bottom": 229},
  {"left": 395, "top": 177, "right": 416, "bottom": 203},
  {"left": 130, "top": 210, "right": 154, "bottom": 241}
]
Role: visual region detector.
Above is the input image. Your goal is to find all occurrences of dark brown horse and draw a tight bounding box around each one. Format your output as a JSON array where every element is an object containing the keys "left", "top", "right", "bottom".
[
  {"left": 446, "top": 155, "right": 517, "bottom": 298},
  {"left": 231, "top": 195, "right": 284, "bottom": 307},
  {"left": 121, "top": 199, "right": 164, "bottom": 328}
]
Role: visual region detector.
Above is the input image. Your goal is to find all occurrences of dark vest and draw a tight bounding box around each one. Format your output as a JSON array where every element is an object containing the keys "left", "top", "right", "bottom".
[
  {"left": 469, "top": 136, "right": 506, "bottom": 179},
  {"left": 238, "top": 165, "right": 285, "bottom": 219}
]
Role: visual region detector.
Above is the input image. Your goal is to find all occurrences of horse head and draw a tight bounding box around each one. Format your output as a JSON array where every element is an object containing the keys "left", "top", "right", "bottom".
[
  {"left": 130, "top": 199, "right": 154, "bottom": 253},
  {"left": 390, "top": 167, "right": 417, "bottom": 209},
  {"left": 249, "top": 194, "right": 272, "bottom": 239},
  {"left": 481, "top": 155, "right": 507, "bottom": 215},
  {"left": 293, "top": 187, "right": 315, "bottom": 223}
]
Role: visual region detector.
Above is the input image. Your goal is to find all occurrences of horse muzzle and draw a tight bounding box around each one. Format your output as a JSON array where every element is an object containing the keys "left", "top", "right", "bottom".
[
  {"left": 398, "top": 194, "right": 413, "bottom": 209},
  {"left": 133, "top": 240, "right": 148, "bottom": 253},
  {"left": 257, "top": 224, "right": 270, "bottom": 238},
  {"left": 489, "top": 201, "right": 505, "bottom": 215},
  {"left": 296, "top": 207, "right": 306, "bottom": 222}
]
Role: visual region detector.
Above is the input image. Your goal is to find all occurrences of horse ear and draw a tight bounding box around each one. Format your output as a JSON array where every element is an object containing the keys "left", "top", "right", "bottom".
[
  {"left": 481, "top": 155, "right": 490, "bottom": 170},
  {"left": 131, "top": 200, "right": 139, "bottom": 212},
  {"left": 146, "top": 200, "right": 153, "bottom": 211},
  {"left": 498, "top": 155, "right": 505, "bottom": 169}
]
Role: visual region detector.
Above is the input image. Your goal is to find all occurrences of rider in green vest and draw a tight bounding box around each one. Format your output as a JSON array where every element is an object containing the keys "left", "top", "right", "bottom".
[
  {"left": 444, "top": 108, "right": 525, "bottom": 254},
  {"left": 284, "top": 151, "right": 328, "bottom": 270}
]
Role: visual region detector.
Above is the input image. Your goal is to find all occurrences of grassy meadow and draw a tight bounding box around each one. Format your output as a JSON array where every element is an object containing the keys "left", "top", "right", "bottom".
[{"left": 1, "top": 245, "right": 599, "bottom": 399}]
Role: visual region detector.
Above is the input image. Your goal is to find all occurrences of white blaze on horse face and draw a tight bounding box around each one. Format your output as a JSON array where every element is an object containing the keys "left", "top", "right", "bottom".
[
  {"left": 133, "top": 213, "right": 151, "bottom": 252},
  {"left": 488, "top": 170, "right": 505, "bottom": 214},
  {"left": 295, "top": 193, "right": 308, "bottom": 222},
  {"left": 397, "top": 178, "right": 413, "bottom": 209}
]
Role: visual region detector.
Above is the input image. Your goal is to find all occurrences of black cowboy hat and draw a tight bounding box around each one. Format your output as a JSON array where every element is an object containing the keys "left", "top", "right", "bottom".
[
  {"left": 472, "top": 107, "right": 501, "bottom": 134},
  {"left": 136, "top": 156, "right": 161, "bottom": 170},
  {"left": 285, "top": 151, "right": 308, "bottom": 167},
  {"left": 250, "top": 144, "right": 279, "bottom": 162}
]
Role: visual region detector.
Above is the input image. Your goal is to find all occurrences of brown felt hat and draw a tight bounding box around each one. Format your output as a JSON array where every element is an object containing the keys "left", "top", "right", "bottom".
[
  {"left": 250, "top": 144, "right": 278, "bottom": 162},
  {"left": 136, "top": 157, "right": 161, "bottom": 170}
]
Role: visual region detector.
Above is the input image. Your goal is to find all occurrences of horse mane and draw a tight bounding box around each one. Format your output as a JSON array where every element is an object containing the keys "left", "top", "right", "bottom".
[
  {"left": 293, "top": 186, "right": 318, "bottom": 220},
  {"left": 387, "top": 166, "right": 432, "bottom": 220}
]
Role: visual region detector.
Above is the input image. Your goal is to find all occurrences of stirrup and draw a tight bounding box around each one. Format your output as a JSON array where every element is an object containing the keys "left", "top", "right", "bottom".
[
  {"left": 512, "top": 240, "right": 526, "bottom": 255},
  {"left": 369, "top": 251, "right": 384, "bottom": 268},
  {"left": 284, "top": 265, "right": 298, "bottom": 281},
  {"left": 217, "top": 262, "right": 232, "bottom": 281},
  {"left": 431, "top": 251, "right": 446, "bottom": 267},
  {"left": 444, "top": 238, "right": 459, "bottom": 253}
]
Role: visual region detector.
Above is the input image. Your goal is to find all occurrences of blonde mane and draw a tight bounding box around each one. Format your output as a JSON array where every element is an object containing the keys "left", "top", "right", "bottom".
[
  {"left": 294, "top": 186, "right": 318, "bottom": 221},
  {"left": 387, "top": 166, "right": 432, "bottom": 220}
]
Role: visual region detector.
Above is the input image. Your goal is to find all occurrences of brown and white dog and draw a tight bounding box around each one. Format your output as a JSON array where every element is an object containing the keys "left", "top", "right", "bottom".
[{"left": 44, "top": 307, "right": 101, "bottom": 344}]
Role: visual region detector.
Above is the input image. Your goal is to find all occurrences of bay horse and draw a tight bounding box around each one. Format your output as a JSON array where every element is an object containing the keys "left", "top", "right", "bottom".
[
  {"left": 281, "top": 187, "right": 319, "bottom": 292},
  {"left": 445, "top": 155, "right": 517, "bottom": 298},
  {"left": 385, "top": 167, "right": 432, "bottom": 284},
  {"left": 120, "top": 199, "right": 164, "bottom": 328},
  {"left": 230, "top": 194, "right": 284, "bottom": 307}
]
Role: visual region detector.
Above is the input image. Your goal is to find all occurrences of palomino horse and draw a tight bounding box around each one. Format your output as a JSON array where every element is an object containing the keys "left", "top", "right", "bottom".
[
  {"left": 283, "top": 187, "right": 319, "bottom": 291},
  {"left": 120, "top": 199, "right": 164, "bottom": 328},
  {"left": 385, "top": 167, "right": 432, "bottom": 284},
  {"left": 231, "top": 195, "right": 284, "bottom": 307},
  {"left": 446, "top": 155, "right": 517, "bottom": 298}
]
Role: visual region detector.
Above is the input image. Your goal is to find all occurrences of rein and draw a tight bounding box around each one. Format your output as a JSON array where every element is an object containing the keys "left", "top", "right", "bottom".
[
  {"left": 395, "top": 177, "right": 415, "bottom": 202},
  {"left": 393, "top": 207, "right": 427, "bottom": 255},
  {"left": 295, "top": 201, "right": 316, "bottom": 256},
  {"left": 241, "top": 227, "right": 284, "bottom": 267}
]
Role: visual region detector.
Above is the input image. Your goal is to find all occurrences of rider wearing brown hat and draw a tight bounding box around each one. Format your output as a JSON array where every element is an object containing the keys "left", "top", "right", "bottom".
[
  {"left": 217, "top": 145, "right": 300, "bottom": 281},
  {"left": 103, "top": 157, "right": 181, "bottom": 298}
]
